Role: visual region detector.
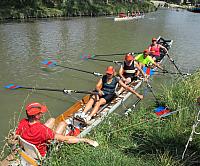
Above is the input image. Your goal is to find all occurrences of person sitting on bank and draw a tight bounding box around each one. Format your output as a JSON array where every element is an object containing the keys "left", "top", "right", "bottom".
[
  {"left": 148, "top": 37, "right": 168, "bottom": 61},
  {"left": 76, "top": 66, "right": 143, "bottom": 123},
  {"left": 119, "top": 53, "right": 147, "bottom": 84},
  {"left": 16, "top": 102, "right": 98, "bottom": 157},
  {"left": 135, "top": 49, "right": 164, "bottom": 71}
]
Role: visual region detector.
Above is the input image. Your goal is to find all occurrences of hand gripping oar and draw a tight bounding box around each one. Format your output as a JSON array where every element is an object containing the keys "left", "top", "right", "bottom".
[
  {"left": 41, "top": 60, "right": 102, "bottom": 77},
  {"left": 166, "top": 54, "right": 183, "bottom": 76},
  {"left": 4, "top": 84, "right": 98, "bottom": 95}
]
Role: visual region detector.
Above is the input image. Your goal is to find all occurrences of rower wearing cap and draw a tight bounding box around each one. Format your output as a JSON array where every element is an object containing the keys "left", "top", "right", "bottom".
[
  {"left": 119, "top": 53, "right": 147, "bottom": 84},
  {"left": 135, "top": 49, "right": 164, "bottom": 71},
  {"left": 148, "top": 37, "right": 168, "bottom": 62},
  {"left": 15, "top": 102, "right": 98, "bottom": 157},
  {"left": 77, "top": 66, "right": 143, "bottom": 123}
]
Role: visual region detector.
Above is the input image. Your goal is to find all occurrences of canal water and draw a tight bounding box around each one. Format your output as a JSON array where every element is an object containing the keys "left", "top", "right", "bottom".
[{"left": 0, "top": 9, "right": 200, "bottom": 148}]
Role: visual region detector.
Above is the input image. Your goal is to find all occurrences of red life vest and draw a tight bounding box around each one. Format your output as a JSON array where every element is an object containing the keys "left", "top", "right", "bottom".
[{"left": 149, "top": 44, "right": 160, "bottom": 56}]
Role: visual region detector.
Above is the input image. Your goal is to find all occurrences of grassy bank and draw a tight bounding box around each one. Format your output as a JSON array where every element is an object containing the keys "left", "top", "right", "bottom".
[
  {"left": 44, "top": 70, "right": 200, "bottom": 166},
  {"left": 0, "top": 1, "right": 156, "bottom": 20}
]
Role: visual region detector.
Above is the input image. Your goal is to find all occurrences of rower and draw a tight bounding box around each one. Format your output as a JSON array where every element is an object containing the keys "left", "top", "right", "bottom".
[
  {"left": 76, "top": 66, "right": 143, "bottom": 123},
  {"left": 148, "top": 37, "right": 168, "bottom": 62},
  {"left": 135, "top": 49, "right": 164, "bottom": 72},
  {"left": 119, "top": 53, "right": 147, "bottom": 84}
]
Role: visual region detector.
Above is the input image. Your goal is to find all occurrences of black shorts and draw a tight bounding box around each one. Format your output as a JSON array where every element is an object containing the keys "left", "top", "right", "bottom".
[
  {"left": 101, "top": 94, "right": 116, "bottom": 103},
  {"left": 151, "top": 55, "right": 161, "bottom": 62}
]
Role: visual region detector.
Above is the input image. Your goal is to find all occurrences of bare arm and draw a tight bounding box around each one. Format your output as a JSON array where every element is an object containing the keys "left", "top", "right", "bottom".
[
  {"left": 135, "top": 62, "right": 147, "bottom": 80},
  {"left": 95, "top": 78, "right": 104, "bottom": 95},
  {"left": 119, "top": 80, "right": 143, "bottom": 99},
  {"left": 160, "top": 45, "right": 168, "bottom": 54},
  {"left": 54, "top": 134, "right": 98, "bottom": 147},
  {"left": 119, "top": 65, "right": 126, "bottom": 81},
  {"left": 153, "top": 62, "right": 163, "bottom": 71}
]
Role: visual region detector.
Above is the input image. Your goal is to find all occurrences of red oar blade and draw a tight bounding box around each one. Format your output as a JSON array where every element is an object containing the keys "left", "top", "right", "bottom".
[
  {"left": 41, "top": 60, "right": 57, "bottom": 67},
  {"left": 80, "top": 54, "right": 95, "bottom": 60},
  {"left": 4, "top": 84, "right": 22, "bottom": 90},
  {"left": 143, "top": 67, "right": 155, "bottom": 76}
]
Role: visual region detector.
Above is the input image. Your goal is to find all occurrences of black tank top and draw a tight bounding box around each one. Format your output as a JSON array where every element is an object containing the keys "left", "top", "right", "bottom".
[
  {"left": 102, "top": 75, "right": 119, "bottom": 95},
  {"left": 123, "top": 61, "right": 136, "bottom": 78}
]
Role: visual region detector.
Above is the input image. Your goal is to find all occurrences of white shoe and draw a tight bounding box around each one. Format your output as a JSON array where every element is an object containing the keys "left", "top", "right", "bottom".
[{"left": 75, "top": 112, "right": 86, "bottom": 118}]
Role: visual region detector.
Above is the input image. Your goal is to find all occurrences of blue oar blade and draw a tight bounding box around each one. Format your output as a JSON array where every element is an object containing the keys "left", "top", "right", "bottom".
[
  {"left": 143, "top": 66, "right": 155, "bottom": 76},
  {"left": 4, "top": 84, "right": 22, "bottom": 90},
  {"left": 154, "top": 106, "right": 171, "bottom": 117},
  {"left": 41, "top": 60, "right": 57, "bottom": 67}
]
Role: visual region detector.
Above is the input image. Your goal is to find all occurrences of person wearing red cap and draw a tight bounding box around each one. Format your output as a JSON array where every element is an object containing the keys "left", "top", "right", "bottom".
[
  {"left": 77, "top": 66, "right": 143, "bottom": 123},
  {"left": 148, "top": 37, "right": 168, "bottom": 61},
  {"left": 16, "top": 102, "right": 98, "bottom": 157},
  {"left": 119, "top": 53, "right": 147, "bottom": 84},
  {"left": 135, "top": 49, "right": 164, "bottom": 71}
]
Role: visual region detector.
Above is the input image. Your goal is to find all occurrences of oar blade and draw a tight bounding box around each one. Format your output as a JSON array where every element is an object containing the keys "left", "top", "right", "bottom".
[
  {"left": 81, "top": 54, "right": 95, "bottom": 60},
  {"left": 143, "top": 67, "right": 155, "bottom": 76},
  {"left": 154, "top": 106, "right": 171, "bottom": 117},
  {"left": 4, "top": 84, "right": 22, "bottom": 90},
  {"left": 41, "top": 59, "right": 57, "bottom": 67}
]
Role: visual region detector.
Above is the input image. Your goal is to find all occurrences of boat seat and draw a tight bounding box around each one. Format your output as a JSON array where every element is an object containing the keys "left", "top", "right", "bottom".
[{"left": 18, "top": 136, "right": 42, "bottom": 166}]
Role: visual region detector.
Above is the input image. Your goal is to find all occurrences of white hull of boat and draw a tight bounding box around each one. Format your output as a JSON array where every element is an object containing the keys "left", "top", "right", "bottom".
[{"left": 114, "top": 15, "right": 144, "bottom": 21}]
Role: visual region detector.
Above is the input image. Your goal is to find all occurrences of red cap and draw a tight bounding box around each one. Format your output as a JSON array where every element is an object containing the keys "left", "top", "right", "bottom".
[
  {"left": 26, "top": 102, "right": 47, "bottom": 116},
  {"left": 143, "top": 49, "right": 149, "bottom": 54},
  {"left": 125, "top": 54, "right": 134, "bottom": 61},
  {"left": 106, "top": 66, "right": 115, "bottom": 74},
  {"left": 152, "top": 38, "right": 157, "bottom": 41}
]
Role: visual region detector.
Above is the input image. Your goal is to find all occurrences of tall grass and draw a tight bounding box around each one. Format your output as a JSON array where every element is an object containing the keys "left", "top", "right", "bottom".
[{"left": 43, "top": 71, "right": 200, "bottom": 166}]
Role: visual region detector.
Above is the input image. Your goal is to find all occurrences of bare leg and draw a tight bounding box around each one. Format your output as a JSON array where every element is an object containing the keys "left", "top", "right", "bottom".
[
  {"left": 89, "top": 98, "right": 106, "bottom": 117},
  {"left": 55, "top": 121, "right": 67, "bottom": 135},
  {"left": 118, "top": 77, "right": 132, "bottom": 94},
  {"left": 82, "top": 95, "right": 99, "bottom": 114},
  {"left": 44, "top": 118, "right": 55, "bottom": 129}
]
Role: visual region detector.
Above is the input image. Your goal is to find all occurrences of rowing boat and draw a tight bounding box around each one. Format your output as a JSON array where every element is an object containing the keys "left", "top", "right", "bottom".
[
  {"left": 114, "top": 15, "right": 144, "bottom": 21},
  {"left": 54, "top": 36, "right": 173, "bottom": 138}
]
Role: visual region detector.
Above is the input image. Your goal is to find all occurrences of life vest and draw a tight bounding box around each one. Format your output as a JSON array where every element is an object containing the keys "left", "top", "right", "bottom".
[
  {"left": 123, "top": 61, "right": 136, "bottom": 78},
  {"left": 102, "top": 75, "right": 119, "bottom": 95},
  {"left": 149, "top": 44, "right": 160, "bottom": 56}
]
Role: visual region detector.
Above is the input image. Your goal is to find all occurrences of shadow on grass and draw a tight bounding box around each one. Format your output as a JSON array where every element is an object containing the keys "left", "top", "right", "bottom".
[{"left": 123, "top": 130, "right": 200, "bottom": 166}]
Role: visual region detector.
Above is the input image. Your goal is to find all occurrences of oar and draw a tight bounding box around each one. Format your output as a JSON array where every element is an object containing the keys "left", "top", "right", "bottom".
[
  {"left": 146, "top": 82, "right": 160, "bottom": 104},
  {"left": 124, "top": 98, "right": 141, "bottom": 115},
  {"left": 41, "top": 60, "right": 103, "bottom": 77},
  {"left": 82, "top": 56, "right": 122, "bottom": 65},
  {"left": 81, "top": 51, "right": 142, "bottom": 59},
  {"left": 152, "top": 70, "right": 191, "bottom": 76},
  {"left": 166, "top": 54, "right": 183, "bottom": 76},
  {"left": 4, "top": 84, "right": 98, "bottom": 95}
]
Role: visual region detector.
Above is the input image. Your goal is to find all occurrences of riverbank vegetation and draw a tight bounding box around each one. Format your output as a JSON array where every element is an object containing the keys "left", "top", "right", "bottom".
[
  {"left": 0, "top": 0, "right": 156, "bottom": 20},
  {"left": 42, "top": 70, "right": 200, "bottom": 166}
]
